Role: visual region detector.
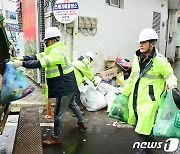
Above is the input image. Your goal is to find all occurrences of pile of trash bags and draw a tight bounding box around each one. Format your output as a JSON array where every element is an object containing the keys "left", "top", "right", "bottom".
[
  {"left": 1, "top": 63, "right": 34, "bottom": 105},
  {"left": 80, "top": 76, "right": 120, "bottom": 112},
  {"left": 79, "top": 76, "right": 129, "bottom": 123}
]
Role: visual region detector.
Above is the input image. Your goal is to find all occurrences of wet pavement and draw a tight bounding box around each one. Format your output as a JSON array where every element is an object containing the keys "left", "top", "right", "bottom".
[
  {"left": 41, "top": 108, "right": 171, "bottom": 154},
  {"left": 0, "top": 60, "right": 180, "bottom": 154},
  {"left": 41, "top": 59, "right": 180, "bottom": 154}
]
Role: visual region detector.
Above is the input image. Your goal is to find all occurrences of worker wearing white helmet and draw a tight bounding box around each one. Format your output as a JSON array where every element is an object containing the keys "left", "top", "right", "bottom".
[
  {"left": 73, "top": 51, "right": 96, "bottom": 88},
  {"left": 85, "top": 51, "right": 95, "bottom": 61},
  {"left": 138, "top": 28, "right": 158, "bottom": 42},
  {"left": 120, "top": 28, "right": 177, "bottom": 154},
  {"left": 41, "top": 27, "right": 61, "bottom": 43},
  {"left": 72, "top": 51, "right": 97, "bottom": 112},
  {"left": 9, "top": 27, "right": 87, "bottom": 145}
]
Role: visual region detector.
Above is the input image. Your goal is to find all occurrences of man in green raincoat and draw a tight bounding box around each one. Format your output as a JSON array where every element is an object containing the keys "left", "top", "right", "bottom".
[
  {"left": 72, "top": 51, "right": 97, "bottom": 114},
  {"left": 121, "top": 28, "right": 177, "bottom": 154},
  {"left": 10, "top": 27, "right": 87, "bottom": 145}
]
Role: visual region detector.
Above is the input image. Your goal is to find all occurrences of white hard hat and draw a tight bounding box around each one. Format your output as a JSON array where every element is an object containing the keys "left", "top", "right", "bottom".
[
  {"left": 85, "top": 51, "right": 95, "bottom": 60},
  {"left": 138, "top": 28, "right": 158, "bottom": 42},
  {"left": 42, "top": 27, "right": 61, "bottom": 42}
]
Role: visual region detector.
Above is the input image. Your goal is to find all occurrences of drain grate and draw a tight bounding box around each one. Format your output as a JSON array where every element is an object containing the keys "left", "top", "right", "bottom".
[{"left": 13, "top": 106, "right": 42, "bottom": 154}]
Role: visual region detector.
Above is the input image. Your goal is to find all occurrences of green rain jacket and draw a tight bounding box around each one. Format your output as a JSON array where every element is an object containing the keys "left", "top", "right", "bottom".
[
  {"left": 121, "top": 48, "right": 177, "bottom": 135},
  {"left": 36, "top": 42, "right": 77, "bottom": 97},
  {"left": 72, "top": 56, "right": 95, "bottom": 88}
]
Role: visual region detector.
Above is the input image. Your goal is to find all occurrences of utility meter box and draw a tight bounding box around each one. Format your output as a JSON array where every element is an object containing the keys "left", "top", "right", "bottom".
[
  {"left": 84, "top": 17, "right": 91, "bottom": 29},
  {"left": 90, "top": 18, "right": 97, "bottom": 29},
  {"left": 78, "top": 16, "right": 84, "bottom": 29}
]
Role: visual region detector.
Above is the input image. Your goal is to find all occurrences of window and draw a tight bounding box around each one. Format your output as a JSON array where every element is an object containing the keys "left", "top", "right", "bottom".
[
  {"left": 5, "top": 10, "right": 17, "bottom": 20},
  {"left": 110, "top": 0, "right": 119, "bottom": 7},
  {"left": 9, "top": 12, "right": 17, "bottom": 20},
  {"left": 152, "top": 11, "right": 161, "bottom": 50},
  {"left": 105, "top": 0, "right": 124, "bottom": 9},
  {"left": 5, "top": 10, "right": 9, "bottom": 19}
]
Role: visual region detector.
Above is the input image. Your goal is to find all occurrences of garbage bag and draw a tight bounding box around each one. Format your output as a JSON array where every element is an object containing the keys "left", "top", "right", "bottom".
[
  {"left": 80, "top": 89, "right": 107, "bottom": 111},
  {"left": 97, "top": 82, "right": 118, "bottom": 95},
  {"left": 153, "top": 89, "right": 180, "bottom": 138},
  {"left": 108, "top": 94, "right": 128, "bottom": 122},
  {"left": 105, "top": 91, "right": 116, "bottom": 112},
  {"left": 79, "top": 76, "right": 101, "bottom": 93},
  {"left": 172, "top": 88, "right": 180, "bottom": 109},
  {"left": 1, "top": 63, "right": 34, "bottom": 105}
]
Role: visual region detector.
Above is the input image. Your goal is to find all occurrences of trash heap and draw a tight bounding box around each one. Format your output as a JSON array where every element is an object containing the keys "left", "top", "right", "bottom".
[{"left": 79, "top": 57, "right": 131, "bottom": 112}]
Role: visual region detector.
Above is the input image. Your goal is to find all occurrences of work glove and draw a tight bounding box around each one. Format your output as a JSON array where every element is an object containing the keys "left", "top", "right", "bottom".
[
  {"left": 93, "top": 80, "right": 98, "bottom": 87},
  {"left": 82, "top": 81, "right": 88, "bottom": 86},
  {"left": 7, "top": 60, "right": 23, "bottom": 67},
  {"left": 10, "top": 57, "right": 23, "bottom": 61}
]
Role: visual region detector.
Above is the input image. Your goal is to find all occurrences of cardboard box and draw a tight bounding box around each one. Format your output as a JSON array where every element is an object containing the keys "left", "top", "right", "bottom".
[
  {"left": 97, "top": 68, "right": 117, "bottom": 80},
  {"left": 105, "top": 60, "right": 116, "bottom": 69},
  {"left": 105, "top": 59, "right": 123, "bottom": 72}
]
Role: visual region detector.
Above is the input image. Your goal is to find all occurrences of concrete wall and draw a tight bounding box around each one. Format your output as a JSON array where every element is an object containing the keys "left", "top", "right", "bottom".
[
  {"left": 71, "top": 0, "right": 168, "bottom": 73},
  {"left": 166, "top": 10, "right": 177, "bottom": 61},
  {"left": 177, "top": 22, "right": 180, "bottom": 46}
]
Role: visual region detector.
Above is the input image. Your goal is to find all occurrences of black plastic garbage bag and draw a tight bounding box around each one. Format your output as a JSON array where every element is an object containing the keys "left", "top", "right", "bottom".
[
  {"left": 1, "top": 63, "right": 34, "bottom": 105},
  {"left": 172, "top": 88, "right": 180, "bottom": 109}
]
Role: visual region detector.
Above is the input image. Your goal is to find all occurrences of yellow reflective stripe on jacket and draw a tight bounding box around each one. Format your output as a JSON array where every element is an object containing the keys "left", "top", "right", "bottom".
[
  {"left": 46, "top": 65, "right": 60, "bottom": 78},
  {"left": 143, "top": 74, "right": 163, "bottom": 79},
  {"left": 56, "top": 48, "right": 73, "bottom": 72},
  {"left": 46, "top": 68, "right": 59, "bottom": 75},
  {"left": 63, "top": 64, "right": 73, "bottom": 70},
  {"left": 56, "top": 48, "right": 69, "bottom": 67},
  {"left": 133, "top": 72, "right": 163, "bottom": 79},
  {"left": 42, "top": 57, "right": 51, "bottom": 67}
]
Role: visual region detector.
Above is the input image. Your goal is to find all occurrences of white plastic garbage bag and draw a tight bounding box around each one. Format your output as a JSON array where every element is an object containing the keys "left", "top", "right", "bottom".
[
  {"left": 97, "top": 83, "right": 118, "bottom": 95},
  {"left": 79, "top": 76, "right": 102, "bottom": 93},
  {"left": 80, "top": 89, "right": 107, "bottom": 111},
  {"left": 105, "top": 91, "right": 116, "bottom": 112}
]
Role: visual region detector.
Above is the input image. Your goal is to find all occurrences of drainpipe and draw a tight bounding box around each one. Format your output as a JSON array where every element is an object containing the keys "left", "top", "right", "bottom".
[
  {"left": 165, "top": 11, "right": 170, "bottom": 57},
  {"left": 72, "top": 17, "right": 78, "bottom": 61},
  {"left": 63, "top": 23, "right": 67, "bottom": 45}
]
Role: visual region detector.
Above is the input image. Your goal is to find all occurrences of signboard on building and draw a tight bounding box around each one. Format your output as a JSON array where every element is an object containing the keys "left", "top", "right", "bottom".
[
  {"left": 21, "top": 0, "right": 37, "bottom": 81},
  {"left": 53, "top": 0, "right": 79, "bottom": 24},
  {"left": 5, "top": 23, "right": 18, "bottom": 32}
]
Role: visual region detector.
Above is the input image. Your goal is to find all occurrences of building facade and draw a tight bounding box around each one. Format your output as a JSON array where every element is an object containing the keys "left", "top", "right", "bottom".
[
  {"left": 0, "top": 0, "right": 18, "bottom": 41},
  {"left": 16, "top": 0, "right": 180, "bottom": 84},
  {"left": 45, "top": 0, "right": 177, "bottom": 73}
]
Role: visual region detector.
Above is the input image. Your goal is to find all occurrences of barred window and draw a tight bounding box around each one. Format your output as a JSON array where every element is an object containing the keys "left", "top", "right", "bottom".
[{"left": 105, "top": 0, "right": 124, "bottom": 9}]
